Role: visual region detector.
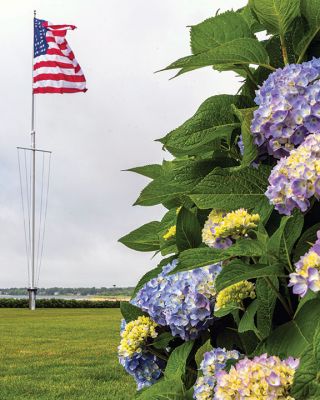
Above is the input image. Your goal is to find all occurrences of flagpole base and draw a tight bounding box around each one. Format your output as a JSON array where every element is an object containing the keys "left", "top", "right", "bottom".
[{"left": 27, "top": 288, "right": 37, "bottom": 310}]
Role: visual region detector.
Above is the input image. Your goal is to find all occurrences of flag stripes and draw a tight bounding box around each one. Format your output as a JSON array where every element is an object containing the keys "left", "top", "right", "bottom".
[{"left": 33, "top": 18, "right": 87, "bottom": 94}]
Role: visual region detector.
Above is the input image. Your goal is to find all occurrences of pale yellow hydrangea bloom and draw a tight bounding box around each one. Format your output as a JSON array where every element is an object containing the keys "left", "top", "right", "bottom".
[
  {"left": 118, "top": 316, "right": 158, "bottom": 358},
  {"left": 215, "top": 281, "right": 256, "bottom": 311},
  {"left": 163, "top": 225, "right": 176, "bottom": 240},
  {"left": 215, "top": 355, "right": 297, "bottom": 399},
  {"left": 202, "top": 209, "right": 260, "bottom": 248}
]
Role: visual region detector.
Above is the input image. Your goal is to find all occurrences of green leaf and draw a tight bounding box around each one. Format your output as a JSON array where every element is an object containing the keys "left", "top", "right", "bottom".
[
  {"left": 136, "top": 378, "right": 185, "bottom": 400},
  {"left": 176, "top": 208, "right": 201, "bottom": 252},
  {"left": 190, "top": 165, "right": 272, "bottom": 210},
  {"left": 127, "top": 164, "right": 162, "bottom": 179},
  {"left": 190, "top": 11, "right": 254, "bottom": 55},
  {"left": 249, "top": 0, "right": 300, "bottom": 36},
  {"left": 120, "top": 302, "right": 145, "bottom": 322},
  {"left": 195, "top": 339, "right": 213, "bottom": 369},
  {"left": 134, "top": 160, "right": 215, "bottom": 207},
  {"left": 240, "top": 5, "right": 265, "bottom": 33},
  {"left": 232, "top": 106, "right": 258, "bottom": 167},
  {"left": 119, "top": 221, "right": 161, "bottom": 252},
  {"left": 297, "top": 0, "right": 320, "bottom": 61},
  {"left": 256, "top": 299, "right": 320, "bottom": 358},
  {"left": 159, "top": 96, "right": 245, "bottom": 157},
  {"left": 256, "top": 277, "right": 278, "bottom": 339},
  {"left": 162, "top": 38, "right": 272, "bottom": 73},
  {"left": 293, "top": 223, "right": 320, "bottom": 262},
  {"left": 165, "top": 341, "right": 194, "bottom": 380},
  {"left": 151, "top": 332, "right": 174, "bottom": 350},
  {"left": 267, "top": 213, "right": 304, "bottom": 266},
  {"left": 215, "top": 260, "right": 284, "bottom": 292},
  {"left": 291, "top": 323, "right": 320, "bottom": 399},
  {"left": 176, "top": 239, "right": 264, "bottom": 273},
  {"left": 214, "top": 304, "right": 240, "bottom": 318},
  {"left": 238, "top": 299, "right": 259, "bottom": 335}
]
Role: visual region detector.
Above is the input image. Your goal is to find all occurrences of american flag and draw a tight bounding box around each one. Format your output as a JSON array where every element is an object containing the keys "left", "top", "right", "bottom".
[{"left": 33, "top": 18, "right": 87, "bottom": 94}]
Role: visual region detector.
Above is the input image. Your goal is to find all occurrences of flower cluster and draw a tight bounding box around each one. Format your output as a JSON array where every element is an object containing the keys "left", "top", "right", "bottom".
[
  {"left": 214, "top": 354, "right": 299, "bottom": 399},
  {"left": 265, "top": 133, "right": 320, "bottom": 215},
  {"left": 132, "top": 260, "right": 222, "bottom": 340},
  {"left": 118, "top": 320, "right": 163, "bottom": 390},
  {"left": 193, "top": 348, "right": 241, "bottom": 400},
  {"left": 202, "top": 209, "right": 260, "bottom": 249},
  {"left": 215, "top": 281, "right": 256, "bottom": 311},
  {"left": 289, "top": 231, "right": 320, "bottom": 297},
  {"left": 119, "top": 352, "right": 163, "bottom": 391},
  {"left": 251, "top": 58, "right": 320, "bottom": 158},
  {"left": 118, "top": 316, "right": 158, "bottom": 358},
  {"left": 163, "top": 225, "right": 176, "bottom": 240}
]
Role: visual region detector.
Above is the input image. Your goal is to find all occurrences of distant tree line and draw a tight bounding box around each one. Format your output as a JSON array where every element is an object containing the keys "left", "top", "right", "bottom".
[
  {"left": 0, "top": 287, "right": 134, "bottom": 297},
  {"left": 0, "top": 298, "right": 123, "bottom": 308}
]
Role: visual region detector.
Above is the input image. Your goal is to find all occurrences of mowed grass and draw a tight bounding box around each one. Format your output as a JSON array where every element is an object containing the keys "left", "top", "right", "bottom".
[{"left": 0, "top": 308, "right": 136, "bottom": 400}]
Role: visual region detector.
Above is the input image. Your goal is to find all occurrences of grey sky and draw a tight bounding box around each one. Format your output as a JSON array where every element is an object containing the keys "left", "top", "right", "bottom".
[{"left": 0, "top": 0, "right": 246, "bottom": 287}]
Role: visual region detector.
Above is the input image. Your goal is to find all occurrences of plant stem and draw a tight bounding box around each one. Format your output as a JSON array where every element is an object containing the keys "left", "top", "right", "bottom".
[
  {"left": 280, "top": 35, "right": 289, "bottom": 65},
  {"left": 264, "top": 276, "right": 293, "bottom": 318},
  {"left": 244, "top": 66, "right": 258, "bottom": 89}
]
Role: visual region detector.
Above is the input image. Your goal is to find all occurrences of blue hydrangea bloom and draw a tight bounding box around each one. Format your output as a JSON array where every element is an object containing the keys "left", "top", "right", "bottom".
[
  {"left": 193, "top": 347, "right": 241, "bottom": 400},
  {"left": 118, "top": 319, "right": 163, "bottom": 390},
  {"left": 132, "top": 261, "right": 222, "bottom": 341},
  {"left": 119, "top": 352, "right": 163, "bottom": 390},
  {"left": 251, "top": 58, "right": 320, "bottom": 158}
]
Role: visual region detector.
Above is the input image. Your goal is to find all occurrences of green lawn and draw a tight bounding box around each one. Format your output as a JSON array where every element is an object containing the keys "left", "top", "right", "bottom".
[{"left": 0, "top": 308, "right": 136, "bottom": 399}]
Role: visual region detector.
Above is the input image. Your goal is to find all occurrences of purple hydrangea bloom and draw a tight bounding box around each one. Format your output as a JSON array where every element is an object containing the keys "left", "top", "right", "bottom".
[
  {"left": 132, "top": 261, "right": 222, "bottom": 340},
  {"left": 251, "top": 58, "right": 320, "bottom": 158},
  {"left": 289, "top": 231, "right": 320, "bottom": 297},
  {"left": 118, "top": 319, "right": 163, "bottom": 390},
  {"left": 265, "top": 133, "right": 320, "bottom": 215}
]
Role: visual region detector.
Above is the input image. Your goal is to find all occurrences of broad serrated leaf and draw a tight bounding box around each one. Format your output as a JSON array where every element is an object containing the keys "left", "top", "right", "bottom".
[
  {"left": 232, "top": 106, "right": 258, "bottom": 167},
  {"left": 190, "top": 165, "right": 271, "bottom": 210},
  {"left": 215, "top": 260, "right": 284, "bottom": 292},
  {"left": 195, "top": 339, "right": 213, "bottom": 369},
  {"left": 214, "top": 304, "right": 240, "bottom": 318},
  {"left": 165, "top": 341, "right": 194, "bottom": 380},
  {"left": 120, "top": 302, "right": 145, "bottom": 322},
  {"left": 175, "top": 239, "right": 264, "bottom": 273},
  {"left": 151, "top": 332, "right": 174, "bottom": 350},
  {"left": 119, "top": 221, "right": 161, "bottom": 252},
  {"left": 134, "top": 160, "right": 215, "bottom": 207},
  {"left": 256, "top": 299, "right": 320, "bottom": 358},
  {"left": 297, "top": 0, "right": 320, "bottom": 61},
  {"left": 267, "top": 213, "right": 304, "bottom": 267},
  {"left": 240, "top": 5, "right": 265, "bottom": 33},
  {"left": 159, "top": 95, "right": 244, "bottom": 157},
  {"left": 162, "top": 38, "right": 272, "bottom": 73},
  {"left": 176, "top": 208, "right": 201, "bottom": 252},
  {"left": 256, "top": 277, "right": 278, "bottom": 338},
  {"left": 249, "top": 0, "right": 300, "bottom": 36},
  {"left": 238, "top": 299, "right": 259, "bottom": 335},
  {"left": 190, "top": 11, "right": 254, "bottom": 54},
  {"left": 127, "top": 164, "right": 163, "bottom": 179},
  {"left": 136, "top": 378, "right": 185, "bottom": 400}
]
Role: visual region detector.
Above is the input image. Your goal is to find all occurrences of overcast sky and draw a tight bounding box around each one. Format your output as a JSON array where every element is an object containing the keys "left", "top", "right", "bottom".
[{"left": 0, "top": 0, "right": 247, "bottom": 288}]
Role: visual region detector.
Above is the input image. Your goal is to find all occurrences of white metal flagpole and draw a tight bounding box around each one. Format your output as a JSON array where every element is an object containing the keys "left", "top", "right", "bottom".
[{"left": 28, "top": 9, "right": 37, "bottom": 310}]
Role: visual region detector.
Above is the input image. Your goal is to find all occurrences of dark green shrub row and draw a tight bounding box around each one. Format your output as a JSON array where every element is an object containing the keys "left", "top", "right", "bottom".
[{"left": 0, "top": 298, "right": 123, "bottom": 308}]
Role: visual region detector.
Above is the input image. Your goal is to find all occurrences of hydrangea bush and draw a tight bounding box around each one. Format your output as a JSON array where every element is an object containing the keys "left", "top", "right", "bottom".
[{"left": 118, "top": 1, "right": 320, "bottom": 398}]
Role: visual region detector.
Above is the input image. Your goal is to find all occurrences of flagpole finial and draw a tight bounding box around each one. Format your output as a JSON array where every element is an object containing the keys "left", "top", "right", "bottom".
[{"left": 34, "top": 10, "right": 36, "bottom": 18}]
